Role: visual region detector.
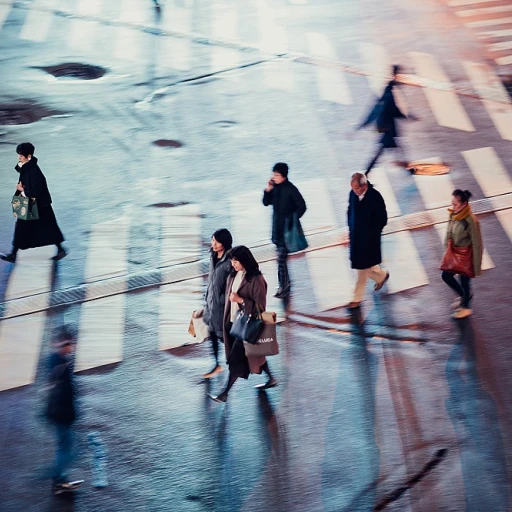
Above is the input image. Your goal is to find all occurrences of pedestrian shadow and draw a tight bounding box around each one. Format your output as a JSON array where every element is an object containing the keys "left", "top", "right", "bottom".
[{"left": 444, "top": 319, "right": 510, "bottom": 510}]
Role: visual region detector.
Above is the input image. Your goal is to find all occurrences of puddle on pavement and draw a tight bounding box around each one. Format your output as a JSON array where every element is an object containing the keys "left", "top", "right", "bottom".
[
  {"left": 0, "top": 101, "right": 65, "bottom": 125},
  {"left": 38, "top": 63, "right": 108, "bottom": 80},
  {"left": 147, "top": 202, "right": 190, "bottom": 208},
  {"left": 152, "top": 139, "right": 184, "bottom": 148}
]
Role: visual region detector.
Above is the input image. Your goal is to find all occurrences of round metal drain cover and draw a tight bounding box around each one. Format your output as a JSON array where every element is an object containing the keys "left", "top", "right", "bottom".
[
  {"left": 0, "top": 101, "right": 62, "bottom": 125},
  {"left": 40, "top": 63, "right": 108, "bottom": 80},
  {"left": 152, "top": 139, "right": 184, "bottom": 148}
]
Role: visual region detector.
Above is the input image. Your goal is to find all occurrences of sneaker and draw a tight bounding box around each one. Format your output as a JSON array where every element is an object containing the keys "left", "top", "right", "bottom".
[
  {"left": 344, "top": 301, "right": 361, "bottom": 310},
  {"left": 254, "top": 378, "right": 278, "bottom": 390},
  {"left": 374, "top": 272, "right": 390, "bottom": 291},
  {"left": 0, "top": 253, "right": 16, "bottom": 263},
  {"left": 53, "top": 480, "right": 84, "bottom": 495},
  {"left": 202, "top": 365, "right": 223, "bottom": 379},
  {"left": 452, "top": 307, "right": 472, "bottom": 319},
  {"left": 208, "top": 393, "right": 227, "bottom": 403},
  {"left": 51, "top": 248, "right": 67, "bottom": 261}
]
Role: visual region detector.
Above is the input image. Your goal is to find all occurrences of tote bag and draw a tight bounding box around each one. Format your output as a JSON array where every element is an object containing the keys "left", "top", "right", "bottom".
[
  {"left": 439, "top": 240, "right": 474, "bottom": 278},
  {"left": 284, "top": 213, "right": 308, "bottom": 253},
  {"left": 243, "top": 312, "right": 279, "bottom": 357}
]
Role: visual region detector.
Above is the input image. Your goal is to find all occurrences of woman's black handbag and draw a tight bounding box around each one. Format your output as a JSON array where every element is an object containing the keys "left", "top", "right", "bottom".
[
  {"left": 230, "top": 311, "right": 264, "bottom": 344},
  {"left": 284, "top": 213, "right": 308, "bottom": 253}
]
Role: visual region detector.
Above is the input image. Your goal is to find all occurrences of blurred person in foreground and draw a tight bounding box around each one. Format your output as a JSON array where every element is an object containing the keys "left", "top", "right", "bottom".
[
  {"left": 200, "top": 228, "right": 233, "bottom": 378},
  {"left": 345, "top": 173, "right": 389, "bottom": 310},
  {"left": 209, "top": 245, "right": 277, "bottom": 403},
  {"left": 46, "top": 330, "right": 84, "bottom": 495},
  {"left": 263, "top": 162, "right": 307, "bottom": 299},
  {"left": 441, "top": 189, "right": 483, "bottom": 319},
  {"left": 1, "top": 142, "right": 67, "bottom": 264}
]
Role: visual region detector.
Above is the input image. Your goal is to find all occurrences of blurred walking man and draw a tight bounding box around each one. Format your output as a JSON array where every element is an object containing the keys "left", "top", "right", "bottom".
[
  {"left": 263, "top": 162, "right": 307, "bottom": 298},
  {"left": 345, "top": 173, "right": 389, "bottom": 309},
  {"left": 46, "top": 330, "right": 84, "bottom": 495}
]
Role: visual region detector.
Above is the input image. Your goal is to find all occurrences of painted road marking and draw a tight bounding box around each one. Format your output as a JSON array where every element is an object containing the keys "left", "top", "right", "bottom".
[
  {"left": 0, "top": 246, "right": 54, "bottom": 391},
  {"left": 412, "top": 157, "right": 455, "bottom": 210},
  {"left": 462, "top": 147, "right": 512, "bottom": 198},
  {"left": 495, "top": 210, "right": 512, "bottom": 244},
  {"left": 409, "top": 52, "right": 474, "bottom": 132},
  {"left": 211, "top": 2, "right": 239, "bottom": 71},
  {"left": 382, "top": 231, "right": 429, "bottom": 293},
  {"left": 448, "top": 0, "right": 504, "bottom": 6},
  {"left": 159, "top": 2, "right": 192, "bottom": 71},
  {"left": 434, "top": 223, "right": 494, "bottom": 270},
  {"left": 299, "top": 179, "right": 338, "bottom": 233},
  {"left": 456, "top": 5, "right": 512, "bottom": 16},
  {"left": 75, "top": 216, "right": 130, "bottom": 372},
  {"left": 464, "top": 62, "right": 512, "bottom": 141},
  {"left": 307, "top": 32, "right": 353, "bottom": 105},
  {"left": 230, "top": 191, "right": 272, "bottom": 247},
  {"left": 20, "top": 0, "right": 58, "bottom": 42},
  {"left": 0, "top": 0, "right": 13, "bottom": 32},
  {"left": 259, "top": 260, "right": 286, "bottom": 322},
  {"left": 466, "top": 16, "right": 512, "bottom": 28},
  {"left": 360, "top": 43, "right": 391, "bottom": 96},
  {"left": 371, "top": 168, "right": 402, "bottom": 219}
]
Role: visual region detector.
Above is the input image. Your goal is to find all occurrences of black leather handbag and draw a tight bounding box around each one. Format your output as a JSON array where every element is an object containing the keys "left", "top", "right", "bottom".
[{"left": 230, "top": 311, "right": 264, "bottom": 344}]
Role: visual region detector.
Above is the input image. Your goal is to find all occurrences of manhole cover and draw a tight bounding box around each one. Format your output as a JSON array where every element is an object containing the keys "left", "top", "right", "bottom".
[
  {"left": 39, "top": 63, "right": 108, "bottom": 80},
  {"left": 152, "top": 139, "right": 184, "bottom": 148},
  {"left": 0, "top": 101, "right": 63, "bottom": 125}
]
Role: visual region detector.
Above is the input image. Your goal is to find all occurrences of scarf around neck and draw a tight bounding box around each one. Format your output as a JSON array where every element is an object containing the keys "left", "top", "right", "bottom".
[{"left": 449, "top": 203, "right": 471, "bottom": 222}]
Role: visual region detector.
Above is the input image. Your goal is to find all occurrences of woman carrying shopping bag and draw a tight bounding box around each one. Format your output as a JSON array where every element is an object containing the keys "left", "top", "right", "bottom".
[
  {"left": 209, "top": 245, "right": 277, "bottom": 403},
  {"left": 440, "top": 189, "right": 483, "bottom": 319}
]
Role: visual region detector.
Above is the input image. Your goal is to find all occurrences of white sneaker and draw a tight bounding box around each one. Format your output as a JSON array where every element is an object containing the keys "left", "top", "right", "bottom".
[{"left": 452, "top": 307, "right": 472, "bottom": 319}]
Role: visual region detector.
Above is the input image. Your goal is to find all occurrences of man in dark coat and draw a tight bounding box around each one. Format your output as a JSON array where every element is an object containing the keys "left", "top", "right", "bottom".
[
  {"left": 345, "top": 172, "right": 389, "bottom": 309},
  {"left": 46, "top": 330, "right": 83, "bottom": 495},
  {"left": 263, "top": 162, "right": 307, "bottom": 298},
  {"left": 1, "top": 142, "right": 66, "bottom": 263},
  {"left": 356, "top": 65, "right": 415, "bottom": 176}
]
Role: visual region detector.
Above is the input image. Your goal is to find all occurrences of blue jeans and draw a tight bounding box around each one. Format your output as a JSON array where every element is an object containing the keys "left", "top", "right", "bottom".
[{"left": 53, "top": 424, "right": 73, "bottom": 484}]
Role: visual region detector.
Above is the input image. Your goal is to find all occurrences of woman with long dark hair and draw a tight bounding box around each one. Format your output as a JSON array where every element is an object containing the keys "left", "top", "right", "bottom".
[
  {"left": 1, "top": 142, "right": 66, "bottom": 263},
  {"left": 209, "top": 245, "right": 277, "bottom": 403},
  {"left": 200, "top": 228, "right": 233, "bottom": 378},
  {"left": 441, "top": 189, "right": 483, "bottom": 319}
]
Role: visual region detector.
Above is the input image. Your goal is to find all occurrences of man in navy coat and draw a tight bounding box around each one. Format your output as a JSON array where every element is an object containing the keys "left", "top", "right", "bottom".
[{"left": 345, "top": 173, "right": 389, "bottom": 309}]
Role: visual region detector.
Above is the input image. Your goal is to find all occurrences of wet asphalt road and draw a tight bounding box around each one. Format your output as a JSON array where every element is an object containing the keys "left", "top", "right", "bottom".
[{"left": 1, "top": 0, "right": 512, "bottom": 510}]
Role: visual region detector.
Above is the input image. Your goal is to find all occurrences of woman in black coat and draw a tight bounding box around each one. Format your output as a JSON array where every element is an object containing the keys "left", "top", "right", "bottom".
[{"left": 1, "top": 142, "right": 66, "bottom": 263}]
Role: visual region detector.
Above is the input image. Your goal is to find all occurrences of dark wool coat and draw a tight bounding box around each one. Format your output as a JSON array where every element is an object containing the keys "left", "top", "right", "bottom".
[
  {"left": 263, "top": 180, "right": 307, "bottom": 246},
  {"left": 46, "top": 353, "right": 76, "bottom": 426},
  {"left": 223, "top": 273, "right": 267, "bottom": 375},
  {"left": 202, "top": 251, "right": 232, "bottom": 337},
  {"left": 360, "top": 80, "right": 406, "bottom": 148},
  {"left": 12, "top": 157, "right": 64, "bottom": 250},
  {"left": 347, "top": 183, "right": 387, "bottom": 269}
]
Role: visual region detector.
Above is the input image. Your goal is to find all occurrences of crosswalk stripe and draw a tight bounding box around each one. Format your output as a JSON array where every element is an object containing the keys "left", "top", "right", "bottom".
[
  {"left": 464, "top": 62, "right": 512, "bottom": 141},
  {"left": 456, "top": 4, "right": 512, "bottom": 16},
  {"left": 262, "top": 60, "right": 296, "bottom": 92},
  {"left": 76, "top": 0, "right": 102, "bottom": 16},
  {"left": 434, "top": 223, "right": 494, "bottom": 270},
  {"left": 0, "top": 0, "right": 12, "bottom": 32},
  {"left": 448, "top": 0, "right": 504, "bottom": 5},
  {"left": 496, "top": 55, "right": 512, "bottom": 65},
  {"left": 382, "top": 232, "right": 429, "bottom": 293},
  {"left": 360, "top": 43, "right": 391, "bottom": 96},
  {"left": 0, "top": 246, "right": 54, "bottom": 391},
  {"left": 495, "top": 209, "right": 512, "bottom": 244},
  {"left": 230, "top": 191, "right": 271, "bottom": 247},
  {"left": 299, "top": 179, "right": 338, "bottom": 233},
  {"left": 409, "top": 52, "right": 474, "bottom": 132},
  {"left": 20, "top": 0, "right": 58, "bottom": 42},
  {"left": 75, "top": 216, "right": 130, "bottom": 372},
  {"left": 462, "top": 147, "right": 512, "bottom": 197},
  {"left": 159, "top": 2, "right": 192, "bottom": 71},
  {"left": 259, "top": 261, "right": 286, "bottom": 322},
  {"left": 211, "top": 3, "right": 239, "bottom": 71},
  {"left": 466, "top": 16, "right": 512, "bottom": 28},
  {"left": 487, "top": 41, "right": 512, "bottom": 51},
  {"left": 477, "top": 28, "right": 512, "bottom": 38},
  {"left": 258, "top": 0, "right": 288, "bottom": 54},
  {"left": 412, "top": 157, "right": 455, "bottom": 210},
  {"left": 370, "top": 168, "right": 402, "bottom": 218},
  {"left": 307, "top": 32, "right": 353, "bottom": 105},
  {"left": 113, "top": 26, "right": 146, "bottom": 62}
]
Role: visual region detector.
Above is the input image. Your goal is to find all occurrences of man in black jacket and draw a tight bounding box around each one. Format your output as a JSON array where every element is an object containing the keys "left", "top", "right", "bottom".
[
  {"left": 46, "top": 330, "right": 83, "bottom": 495},
  {"left": 345, "top": 173, "right": 389, "bottom": 309},
  {"left": 263, "top": 163, "right": 307, "bottom": 298}
]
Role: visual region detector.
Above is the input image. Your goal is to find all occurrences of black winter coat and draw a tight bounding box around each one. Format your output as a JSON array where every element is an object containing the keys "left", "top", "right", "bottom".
[
  {"left": 202, "top": 251, "right": 232, "bottom": 337},
  {"left": 46, "top": 353, "right": 76, "bottom": 426},
  {"left": 15, "top": 157, "right": 52, "bottom": 207},
  {"left": 262, "top": 180, "right": 307, "bottom": 246},
  {"left": 347, "top": 183, "right": 387, "bottom": 269}
]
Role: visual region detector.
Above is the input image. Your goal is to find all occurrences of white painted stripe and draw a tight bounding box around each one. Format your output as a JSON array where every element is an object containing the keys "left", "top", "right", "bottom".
[
  {"left": 412, "top": 157, "right": 455, "bottom": 210},
  {"left": 159, "top": 3, "right": 192, "bottom": 70},
  {"left": 75, "top": 295, "right": 125, "bottom": 371},
  {"left": 68, "top": 18, "right": 96, "bottom": 53},
  {"left": 20, "top": 0, "right": 58, "bottom": 42},
  {"left": 449, "top": 0, "right": 503, "bottom": 6},
  {"left": 262, "top": 60, "right": 296, "bottom": 92},
  {"left": 113, "top": 27, "right": 145, "bottom": 62},
  {"left": 434, "top": 223, "right": 494, "bottom": 270},
  {"left": 118, "top": 0, "right": 147, "bottom": 23},
  {"left": 211, "top": 5, "right": 239, "bottom": 70},
  {"left": 496, "top": 55, "right": 512, "bottom": 65},
  {"left": 299, "top": 178, "right": 338, "bottom": 233},
  {"left": 306, "top": 246, "right": 355, "bottom": 310},
  {"left": 466, "top": 16, "right": 512, "bottom": 28},
  {"left": 360, "top": 43, "right": 391, "bottom": 96},
  {"left": 462, "top": 147, "right": 512, "bottom": 197},
  {"left": 307, "top": 33, "right": 353, "bottom": 105},
  {"left": 158, "top": 276, "right": 205, "bottom": 350},
  {"left": 382, "top": 231, "right": 429, "bottom": 293},
  {"left": 478, "top": 28, "right": 512, "bottom": 38},
  {"left": 409, "top": 52, "right": 474, "bottom": 132},
  {"left": 259, "top": 261, "right": 286, "bottom": 322},
  {"left": 495, "top": 209, "right": 512, "bottom": 243},
  {"left": 487, "top": 41, "right": 512, "bottom": 51},
  {"left": 76, "top": 0, "right": 102, "bottom": 16},
  {"left": 464, "top": 61, "right": 512, "bottom": 141},
  {"left": 370, "top": 169, "right": 402, "bottom": 218},
  {"left": 159, "top": 204, "right": 201, "bottom": 267},
  {"left": 0, "top": 313, "right": 47, "bottom": 391},
  {"left": 258, "top": 0, "right": 288, "bottom": 54},
  {"left": 230, "top": 191, "right": 272, "bottom": 247},
  {"left": 289, "top": 0, "right": 307, "bottom": 4},
  {"left": 84, "top": 216, "right": 130, "bottom": 282},
  {"left": 456, "top": 5, "right": 512, "bottom": 16},
  {"left": 0, "top": 0, "right": 13, "bottom": 32}
]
